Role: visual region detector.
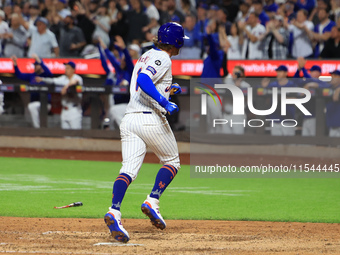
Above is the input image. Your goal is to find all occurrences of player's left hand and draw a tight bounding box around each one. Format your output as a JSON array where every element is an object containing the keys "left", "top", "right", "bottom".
[{"left": 170, "top": 83, "right": 182, "bottom": 95}]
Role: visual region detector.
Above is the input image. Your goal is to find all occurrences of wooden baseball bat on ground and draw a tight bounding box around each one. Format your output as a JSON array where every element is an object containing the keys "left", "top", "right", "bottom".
[{"left": 54, "top": 202, "right": 83, "bottom": 209}]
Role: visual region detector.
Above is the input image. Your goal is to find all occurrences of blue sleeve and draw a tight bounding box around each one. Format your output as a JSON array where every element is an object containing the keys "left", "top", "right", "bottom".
[
  {"left": 324, "top": 21, "right": 335, "bottom": 32},
  {"left": 207, "top": 34, "right": 219, "bottom": 60},
  {"left": 104, "top": 48, "right": 122, "bottom": 73},
  {"left": 122, "top": 48, "right": 134, "bottom": 76},
  {"left": 137, "top": 73, "right": 168, "bottom": 108},
  {"left": 293, "top": 69, "right": 300, "bottom": 78},
  {"left": 40, "top": 60, "right": 53, "bottom": 77},
  {"left": 301, "top": 67, "right": 311, "bottom": 78},
  {"left": 98, "top": 45, "right": 110, "bottom": 75},
  {"left": 14, "top": 66, "right": 32, "bottom": 81}
]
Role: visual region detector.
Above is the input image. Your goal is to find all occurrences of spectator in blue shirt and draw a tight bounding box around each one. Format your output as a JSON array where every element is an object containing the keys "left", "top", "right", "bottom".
[
  {"left": 194, "top": 2, "right": 208, "bottom": 58},
  {"left": 264, "top": 0, "right": 279, "bottom": 16},
  {"left": 202, "top": 20, "right": 226, "bottom": 133},
  {"left": 174, "top": 14, "right": 200, "bottom": 59},
  {"left": 201, "top": 20, "right": 224, "bottom": 79},
  {"left": 253, "top": 0, "right": 270, "bottom": 26},
  {"left": 295, "top": 0, "right": 315, "bottom": 13},
  {"left": 11, "top": 54, "right": 53, "bottom": 128}
]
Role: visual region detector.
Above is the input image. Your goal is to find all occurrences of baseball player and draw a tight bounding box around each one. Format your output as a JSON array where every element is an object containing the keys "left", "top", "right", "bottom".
[
  {"left": 104, "top": 22, "right": 188, "bottom": 243},
  {"left": 11, "top": 54, "right": 53, "bottom": 128},
  {"left": 266, "top": 65, "right": 297, "bottom": 136},
  {"left": 293, "top": 57, "right": 329, "bottom": 136},
  {"left": 36, "top": 61, "right": 83, "bottom": 129}
]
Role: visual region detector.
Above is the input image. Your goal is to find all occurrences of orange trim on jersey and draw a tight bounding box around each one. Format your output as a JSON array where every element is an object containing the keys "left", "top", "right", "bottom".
[
  {"left": 163, "top": 165, "right": 176, "bottom": 178},
  {"left": 116, "top": 177, "right": 129, "bottom": 186}
]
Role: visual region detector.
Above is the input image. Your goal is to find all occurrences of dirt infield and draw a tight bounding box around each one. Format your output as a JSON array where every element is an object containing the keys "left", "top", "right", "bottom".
[
  {"left": 1, "top": 148, "right": 340, "bottom": 254},
  {"left": 0, "top": 217, "right": 339, "bottom": 254}
]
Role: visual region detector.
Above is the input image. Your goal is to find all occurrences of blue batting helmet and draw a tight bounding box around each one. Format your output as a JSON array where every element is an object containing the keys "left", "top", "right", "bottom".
[{"left": 158, "top": 22, "right": 189, "bottom": 49}]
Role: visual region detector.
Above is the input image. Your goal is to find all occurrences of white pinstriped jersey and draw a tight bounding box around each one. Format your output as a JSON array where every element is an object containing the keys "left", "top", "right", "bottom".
[{"left": 125, "top": 48, "right": 172, "bottom": 115}]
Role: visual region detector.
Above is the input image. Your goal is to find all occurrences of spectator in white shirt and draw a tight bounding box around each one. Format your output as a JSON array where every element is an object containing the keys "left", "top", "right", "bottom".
[
  {"left": 239, "top": 12, "right": 266, "bottom": 59},
  {"left": 288, "top": 9, "right": 314, "bottom": 58},
  {"left": 3, "top": 13, "right": 28, "bottom": 58},
  {"left": 92, "top": 4, "right": 111, "bottom": 47},
  {"left": 223, "top": 22, "right": 243, "bottom": 59},
  {"left": 28, "top": 17, "right": 59, "bottom": 58}
]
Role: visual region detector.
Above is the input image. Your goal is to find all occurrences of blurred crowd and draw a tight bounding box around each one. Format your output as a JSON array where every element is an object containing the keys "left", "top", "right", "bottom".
[
  {"left": 0, "top": 0, "right": 339, "bottom": 59},
  {"left": 0, "top": 0, "right": 340, "bottom": 137}
]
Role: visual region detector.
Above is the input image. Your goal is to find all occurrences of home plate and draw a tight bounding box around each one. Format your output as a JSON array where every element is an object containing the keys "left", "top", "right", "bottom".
[{"left": 94, "top": 242, "right": 144, "bottom": 247}]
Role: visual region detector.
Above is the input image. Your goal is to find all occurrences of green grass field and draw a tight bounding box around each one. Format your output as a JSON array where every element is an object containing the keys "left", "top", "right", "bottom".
[{"left": 0, "top": 157, "right": 339, "bottom": 223}]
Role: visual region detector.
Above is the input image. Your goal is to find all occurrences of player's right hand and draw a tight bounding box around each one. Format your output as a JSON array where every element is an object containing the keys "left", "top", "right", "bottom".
[
  {"left": 165, "top": 102, "right": 179, "bottom": 115},
  {"left": 170, "top": 83, "right": 182, "bottom": 95}
]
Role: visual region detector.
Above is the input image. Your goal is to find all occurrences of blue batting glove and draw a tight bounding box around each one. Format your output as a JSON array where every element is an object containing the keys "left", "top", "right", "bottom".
[
  {"left": 171, "top": 83, "right": 182, "bottom": 94},
  {"left": 165, "top": 102, "right": 179, "bottom": 115}
]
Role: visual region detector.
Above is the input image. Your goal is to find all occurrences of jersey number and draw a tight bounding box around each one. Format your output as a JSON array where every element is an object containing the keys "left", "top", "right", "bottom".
[{"left": 135, "top": 68, "right": 142, "bottom": 91}]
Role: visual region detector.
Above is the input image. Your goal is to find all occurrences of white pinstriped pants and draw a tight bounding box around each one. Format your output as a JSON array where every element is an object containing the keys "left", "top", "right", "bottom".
[{"left": 119, "top": 112, "right": 180, "bottom": 181}]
